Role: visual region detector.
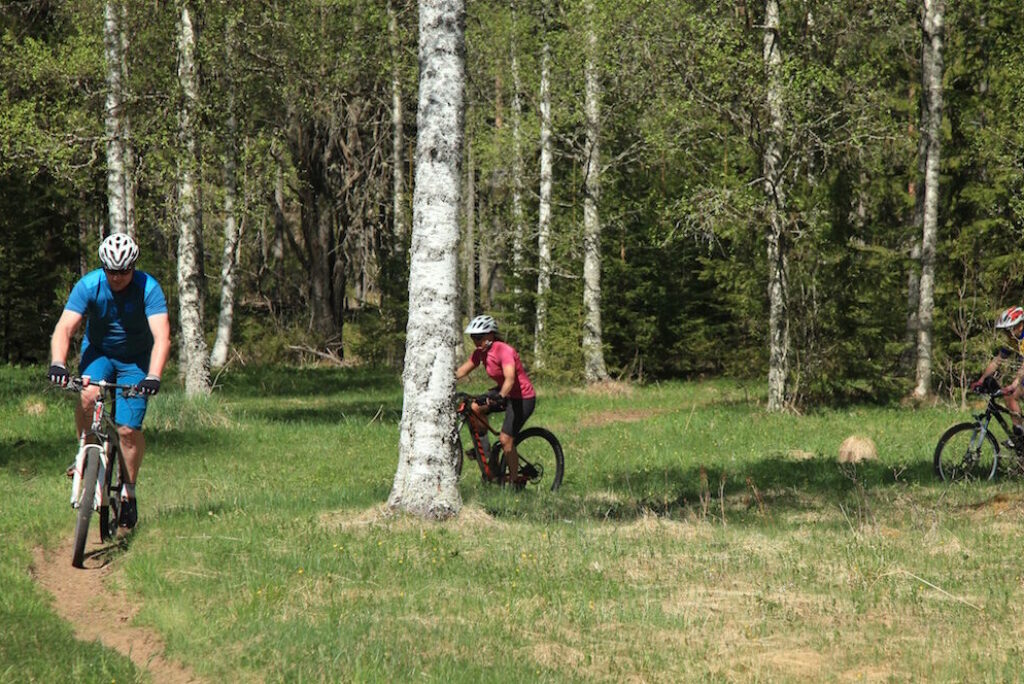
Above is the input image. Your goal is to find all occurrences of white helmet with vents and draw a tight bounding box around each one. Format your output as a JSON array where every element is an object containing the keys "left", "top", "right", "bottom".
[
  {"left": 996, "top": 306, "right": 1024, "bottom": 330},
  {"left": 98, "top": 233, "right": 139, "bottom": 271},
  {"left": 465, "top": 315, "right": 498, "bottom": 335}
]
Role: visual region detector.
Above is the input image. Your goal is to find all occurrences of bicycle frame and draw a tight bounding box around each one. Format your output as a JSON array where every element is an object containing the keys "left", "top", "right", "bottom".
[
  {"left": 455, "top": 392, "right": 502, "bottom": 481},
  {"left": 69, "top": 379, "right": 128, "bottom": 512},
  {"left": 972, "top": 392, "right": 1018, "bottom": 446}
]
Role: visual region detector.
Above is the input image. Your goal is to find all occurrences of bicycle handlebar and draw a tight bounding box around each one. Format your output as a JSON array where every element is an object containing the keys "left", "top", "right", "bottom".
[{"left": 65, "top": 376, "right": 141, "bottom": 398}]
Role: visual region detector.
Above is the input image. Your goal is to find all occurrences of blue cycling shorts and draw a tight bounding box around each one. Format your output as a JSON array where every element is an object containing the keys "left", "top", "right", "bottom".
[{"left": 79, "top": 347, "right": 149, "bottom": 429}]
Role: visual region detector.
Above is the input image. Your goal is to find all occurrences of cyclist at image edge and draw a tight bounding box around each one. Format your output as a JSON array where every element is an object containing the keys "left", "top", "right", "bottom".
[
  {"left": 971, "top": 305, "right": 1024, "bottom": 447},
  {"left": 455, "top": 315, "right": 536, "bottom": 486},
  {"left": 47, "top": 233, "right": 171, "bottom": 530}
]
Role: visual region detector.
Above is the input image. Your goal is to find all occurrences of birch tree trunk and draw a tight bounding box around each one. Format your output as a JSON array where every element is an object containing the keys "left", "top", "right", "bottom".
[
  {"left": 210, "top": 15, "right": 241, "bottom": 370},
  {"left": 534, "top": 37, "right": 553, "bottom": 368},
  {"left": 103, "top": 0, "right": 127, "bottom": 236},
  {"left": 387, "top": 0, "right": 465, "bottom": 520},
  {"left": 176, "top": 1, "right": 211, "bottom": 397},
  {"left": 389, "top": 0, "right": 408, "bottom": 253},
  {"left": 763, "top": 0, "right": 789, "bottom": 412},
  {"left": 463, "top": 146, "right": 475, "bottom": 319},
  {"left": 118, "top": 1, "right": 136, "bottom": 238},
  {"left": 582, "top": 0, "right": 608, "bottom": 383},
  {"left": 914, "top": 0, "right": 945, "bottom": 399},
  {"left": 509, "top": 0, "right": 525, "bottom": 292}
]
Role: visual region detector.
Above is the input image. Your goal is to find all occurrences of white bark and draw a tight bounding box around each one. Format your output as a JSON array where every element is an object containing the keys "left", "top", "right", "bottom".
[
  {"left": 763, "top": 0, "right": 789, "bottom": 412},
  {"left": 509, "top": 0, "right": 525, "bottom": 290},
  {"left": 388, "top": 0, "right": 465, "bottom": 520},
  {"left": 103, "top": 0, "right": 127, "bottom": 236},
  {"left": 210, "top": 16, "right": 241, "bottom": 371},
  {"left": 118, "top": 1, "right": 136, "bottom": 238},
  {"left": 389, "top": 0, "right": 408, "bottom": 252},
  {"left": 582, "top": 1, "right": 608, "bottom": 383},
  {"left": 463, "top": 146, "right": 475, "bottom": 318},
  {"left": 534, "top": 38, "right": 553, "bottom": 367},
  {"left": 176, "top": 2, "right": 210, "bottom": 396},
  {"left": 914, "top": 0, "right": 945, "bottom": 399}
]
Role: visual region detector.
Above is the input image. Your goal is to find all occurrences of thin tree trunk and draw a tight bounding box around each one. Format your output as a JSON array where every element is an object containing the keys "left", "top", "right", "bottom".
[
  {"left": 118, "top": 1, "right": 135, "bottom": 238},
  {"left": 763, "top": 0, "right": 789, "bottom": 412},
  {"left": 509, "top": 0, "right": 525, "bottom": 293},
  {"left": 534, "top": 37, "right": 553, "bottom": 368},
  {"left": 463, "top": 146, "right": 476, "bottom": 319},
  {"left": 388, "top": 0, "right": 465, "bottom": 520},
  {"left": 176, "top": 1, "right": 210, "bottom": 396},
  {"left": 582, "top": 0, "right": 608, "bottom": 383},
  {"left": 914, "top": 0, "right": 945, "bottom": 399},
  {"left": 389, "top": 0, "right": 408, "bottom": 253},
  {"left": 210, "top": 15, "right": 241, "bottom": 370},
  {"left": 103, "top": 0, "right": 127, "bottom": 236}
]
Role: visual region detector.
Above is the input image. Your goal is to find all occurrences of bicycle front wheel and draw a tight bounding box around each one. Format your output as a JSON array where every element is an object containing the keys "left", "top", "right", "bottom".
[
  {"left": 497, "top": 427, "right": 565, "bottom": 492},
  {"left": 72, "top": 445, "right": 102, "bottom": 567},
  {"left": 933, "top": 422, "right": 999, "bottom": 482}
]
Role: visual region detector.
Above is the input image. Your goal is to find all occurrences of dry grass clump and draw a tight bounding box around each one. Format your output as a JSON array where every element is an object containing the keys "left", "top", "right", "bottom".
[
  {"left": 22, "top": 398, "right": 46, "bottom": 416},
  {"left": 320, "top": 503, "right": 503, "bottom": 534},
  {"left": 838, "top": 435, "right": 877, "bottom": 464}
]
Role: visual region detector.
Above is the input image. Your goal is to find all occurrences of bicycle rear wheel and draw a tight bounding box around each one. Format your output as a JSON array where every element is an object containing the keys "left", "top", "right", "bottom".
[
  {"left": 933, "top": 422, "right": 999, "bottom": 482},
  {"left": 496, "top": 427, "right": 565, "bottom": 492},
  {"left": 99, "top": 439, "right": 124, "bottom": 541},
  {"left": 72, "top": 445, "right": 102, "bottom": 567}
]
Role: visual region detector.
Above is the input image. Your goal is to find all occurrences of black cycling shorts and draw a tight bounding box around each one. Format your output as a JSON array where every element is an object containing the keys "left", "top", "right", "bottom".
[{"left": 499, "top": 396, "right": 535, "bottom": 438}]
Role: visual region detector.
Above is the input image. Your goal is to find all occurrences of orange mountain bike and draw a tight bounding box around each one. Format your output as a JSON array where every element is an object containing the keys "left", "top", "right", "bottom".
[{"left": 453, "top": 391, "right": 564, "bottom": 491}]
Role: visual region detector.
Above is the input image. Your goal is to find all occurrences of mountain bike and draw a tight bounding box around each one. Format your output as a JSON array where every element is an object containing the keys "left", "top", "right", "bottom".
[
  {"left": 453, "top": 391, "right": 564, "bottom": 491},
  {"left": 933, "top": 383, "right": 1024, "bottom": 482},
  {"left": 64, "top": 377, "right": 136, "bottom": 568}
]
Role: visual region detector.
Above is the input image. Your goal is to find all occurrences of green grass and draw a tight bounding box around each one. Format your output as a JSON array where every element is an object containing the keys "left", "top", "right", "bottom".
[{"left": 3, "top": 365, "right": 1024, "bottom": 682}]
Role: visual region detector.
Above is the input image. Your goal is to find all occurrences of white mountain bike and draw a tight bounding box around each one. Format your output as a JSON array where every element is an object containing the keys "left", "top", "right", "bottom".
[{"left": 64, "top": 377, "right": 136, "bottom": 568}]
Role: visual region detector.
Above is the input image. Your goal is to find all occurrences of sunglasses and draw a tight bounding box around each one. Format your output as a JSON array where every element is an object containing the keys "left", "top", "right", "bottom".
[
  {"left": 470, "top": 334, "right": 487, "bottom": 342},
  {"left": 105, "top": 268, "right": 133, "bottom": 276}
]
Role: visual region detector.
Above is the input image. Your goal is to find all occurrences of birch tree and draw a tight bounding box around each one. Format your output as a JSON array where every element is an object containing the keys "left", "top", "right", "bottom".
[
  {"left": 763, "top": 0, "right": 789, "bottom": 412},
  {"left": 388, "top": 0, "right": 466, "bottom": 520},
  {"left": 102, "top": 0, "right": 130, "bottom": 236},
  {"left": 581, "top": 0, "right": 608, "bottom": 383},
  {"left": 389, "top": 0, "right": 408, "bottom": 253},
  {"left": 509, "top": 0, "right": 526, "bottom": 290},
  {"left": 210, "top": 13, "right": 241, "bottom": 370},
  {"left": 176, "top": 1, "right": 211, "bottom": 396},
  {"left": 533, "top": 35, "right": 553, "bottom": 368},
  {"left": 913, "top": 0, "right": 945, "bottom": 399}
]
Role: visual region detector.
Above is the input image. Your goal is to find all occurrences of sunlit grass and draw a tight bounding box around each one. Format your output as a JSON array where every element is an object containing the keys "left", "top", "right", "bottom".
[{"left": 3, "top": 364, "right": 1024, "bottom": 681}]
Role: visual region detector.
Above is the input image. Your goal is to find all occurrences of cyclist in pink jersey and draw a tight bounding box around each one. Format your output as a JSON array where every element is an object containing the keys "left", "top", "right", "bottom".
[{"left": 455, "top": 315, "right": 536, "bottom": 487}]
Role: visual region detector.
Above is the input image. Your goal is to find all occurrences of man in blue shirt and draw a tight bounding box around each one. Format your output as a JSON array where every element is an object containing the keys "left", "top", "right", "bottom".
[{"left": 48, "top": 233, "right": 171, "bottom": 530}]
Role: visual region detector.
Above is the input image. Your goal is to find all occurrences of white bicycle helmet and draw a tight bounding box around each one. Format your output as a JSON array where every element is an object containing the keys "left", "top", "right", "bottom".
[
  {"left": 98, "top": 233, "right": 139, "bottom": 271},
  {"left": 465, "top": 315, "right": 498, "bottom": 335},
  {"left": 996, "top": 306, "right": 1024, "bottom": 330}
]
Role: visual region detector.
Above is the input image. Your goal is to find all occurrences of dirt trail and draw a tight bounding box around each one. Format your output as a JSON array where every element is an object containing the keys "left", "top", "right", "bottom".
[{"left": 31, "top": 537, "right": 203, "bottom": 684}]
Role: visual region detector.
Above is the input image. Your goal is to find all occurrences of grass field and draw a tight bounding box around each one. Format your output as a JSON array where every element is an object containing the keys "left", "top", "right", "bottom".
[{"left": 3, "top": 364, "right": 1024, "bottom": 682}]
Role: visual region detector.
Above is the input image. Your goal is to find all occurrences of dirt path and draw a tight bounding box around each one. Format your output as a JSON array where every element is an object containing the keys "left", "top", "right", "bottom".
[{"left": 31, "top": 537, "right": 203, "bottom": 684}]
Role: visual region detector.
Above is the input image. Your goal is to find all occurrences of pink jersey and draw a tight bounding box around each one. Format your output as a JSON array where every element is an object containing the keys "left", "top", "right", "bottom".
[{"left": 470, "top": 340, "right": 536, "bottom": 399}]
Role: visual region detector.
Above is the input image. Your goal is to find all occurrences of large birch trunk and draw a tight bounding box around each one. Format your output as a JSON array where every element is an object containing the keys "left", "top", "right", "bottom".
[
  {"left": 582, "top": 1, "right": 608, "bottom": 383},
  {"left": 118, "top": 1, "right": 136, "bottom": 238},
  {"left": 763, "top": 0, "right": 789, "bottom": 412},
  {"left": 534, "top": 38, "right": 553, "bottom": 368},
  {"left": 389, "top": 0, "right": 408, "bottom": 253},
  {"left": 387, "top": 0, "right": 465, "bottom": 520},
  {"left": 914, "top": 0, "right": 945, "bottom": 399},
  {"left": 176, "top": 2, "right": 210, "bottom": 397},
  {"left": 210, "top": 16, "right": 241, "bottom": 370},
  {"left": 103, "top": 0, "right": 127, "bottom": 236}
]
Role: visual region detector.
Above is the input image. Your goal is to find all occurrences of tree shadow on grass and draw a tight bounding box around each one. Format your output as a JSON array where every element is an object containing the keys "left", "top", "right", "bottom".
[
  {"left": 480, "top": 455, "right": 940, "bottom": 525},
  {"left": 242, "top": 399, "right": 404, "bottom": 425}
]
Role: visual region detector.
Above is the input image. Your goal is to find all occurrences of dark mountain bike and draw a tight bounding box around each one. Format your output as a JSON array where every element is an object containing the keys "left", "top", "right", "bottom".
[
  {"left": 64, "top": 377, "right": 136, "bottom": 567},
  {"left": 453, "top": 391, "right": 564, "bottom": 491},
  {"left": 934, "top": 382, "right": 1024, "bottom": 482}
]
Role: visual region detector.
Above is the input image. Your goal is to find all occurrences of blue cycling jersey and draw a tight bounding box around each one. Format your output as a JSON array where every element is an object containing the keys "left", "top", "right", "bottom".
[{"left": 65, "top": 269, "right": 168, "bottom": 360}]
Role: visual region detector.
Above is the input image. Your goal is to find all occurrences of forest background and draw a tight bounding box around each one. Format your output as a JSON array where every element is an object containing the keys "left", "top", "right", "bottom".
[{"left": 2, "top": 0, "right": 1023, "bottom": 408}]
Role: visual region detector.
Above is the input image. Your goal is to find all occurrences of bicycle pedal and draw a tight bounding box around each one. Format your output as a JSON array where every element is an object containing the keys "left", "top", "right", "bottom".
[{"left": 520, "top": 464, "right": 539, "bottom": 480}]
